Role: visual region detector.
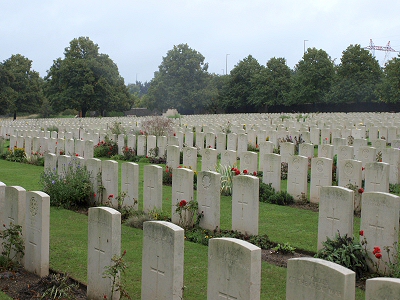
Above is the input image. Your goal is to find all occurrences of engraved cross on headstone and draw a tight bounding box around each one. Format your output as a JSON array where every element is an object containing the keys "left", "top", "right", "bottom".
[
  {"left": 327, "top": 207, "right": 340, "bottom": 232},
  {"left": 369, "top": 215, "right": 384, "bottom": 238},
  {"left": 150, "top": 255, "right": 165, "bottom": 299}
]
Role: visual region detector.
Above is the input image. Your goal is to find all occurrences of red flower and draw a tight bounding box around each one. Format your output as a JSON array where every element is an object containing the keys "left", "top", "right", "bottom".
[
  {"left": 359, "top": 230, "right": 364, "bottom": 236},
  {"left": 108, "top": 194, "right": 114, "bottom": 198},
  {"left": 209, "top": 145, "right": 212, "bottom": 148},
  {"left": 179, "top": 200, "right": 187, "bottom": 207},
  {"left": 375, "top": 253, "right": 382, "bottom": 259},
  {"left": 358, "top": 188, "right": 364, "bottom": 194},
  {"left": 178, "top": 166, "right": 182, "bottom": 168},
  {"left": 235, "top": 170, "right": 240, "bottom": 175},
  {"left": 146, "top": 155, "right": 149, "bottom": 158},
  {"left": 173, "top": 133, "right": 176, "bottom": 136},
  {"left": 362, "top": 167, "right": 365, "bottom": 171},
  {"left": 123, "top": 249, "right": 126, "bottom": 256},
  {"left": 243, "top": 169, "right": 248, "bottom": 174},
  {"left": 93, "top": 193, "right": 97, "bottom": 198},
  {"left": 75, "top": 153, "right": 79, "bottom": 157},
  {"left": 373, "top": 246, "right": 381, "bottom": 254},
  {"left": 253, "top": 171, "right": 257, "bottom": 176}
]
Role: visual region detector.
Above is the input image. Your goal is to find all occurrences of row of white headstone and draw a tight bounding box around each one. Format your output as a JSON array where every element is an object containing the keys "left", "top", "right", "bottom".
[{"left": 1, "top": 183, "right": 398, "bottom": 300}]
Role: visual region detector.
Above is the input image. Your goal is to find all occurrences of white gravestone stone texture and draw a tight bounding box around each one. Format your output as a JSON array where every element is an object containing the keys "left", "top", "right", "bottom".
[
  {"left": 201, "top": 148, "right": 218, "bottom": 171},
  {"left": 287, "top": 257, "right": 355, "bottom": 300},
  {"left": 318, "top": 186, "right": 354, "bottom": 250},
  {"left": 360, "top": 192, "right": 399, "bottom": 274},
  {"left": 364, "top": 162, "right": 389, "bottom": 193},
  {"left": 208, "top": 238, "right": 261, "bottom": 300},
  {"left": 287, "top": 155, "right": 308, "bottom": 200},
  {"left": 143, "top": 165, "right": 163, "bottom": 212},
  {"left": 167, "top": 145, "right": 180, "bottom": 169},
  {"left": 263, "top": 153, "right": 281, "bottom": 192},
  {"left": 171, "top": 168, "right": 194, "bottom": 224},
  {"left": 197, "top": 171, "right": 221, "bottom": 230},
  {"left": 232, "top": 175, "right": 259, "bottom": 235},
  {"left": 101, "top": 160, "right": 119, "bottom": 207},
  {"left": 121, "top": 162, "right": 139, "bottom": 209},
  {"left": 239, "top": 151, "right": 258, "bottom": 174},
  {"left": 87, "top": 207, "right": 121, "bottom": 300},
  {"left": 183, "top": 146, "right": 197, "bottom": 171},
  {"left": 24, "top": 191, "right": 50, "bottom": 277},
  {"left": 365, "top": 277, "right": 400, "bottom": 300},
  {"left": 310, "top": 157, "right": 332, "bottom": 204},
  {"left": 142, "top": 221, "right": 184, "bottom": 300}
]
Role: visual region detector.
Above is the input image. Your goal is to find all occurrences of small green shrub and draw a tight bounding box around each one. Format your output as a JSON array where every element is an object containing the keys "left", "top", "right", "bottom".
[
  {"left": 259, "top": 182, "right": 276, "bottom": 203},
  {"left": 40, "top": 159, "right": 94, "bottom": 208},
  {"left": 94, "top": 136, "right": 118, "bottom": 158},
  {"left": 163, "top": 166, "right": 173, "bottom": 185},
  {"left": 315, "top": 232, "right": 368, "bottom": 279},
  {"left": 46, "top": 125, "right": 59, "bottom": 133},
  {"left": 0, "top": 223, "right": 25, "bottom": 271},
  {"left": 268, "top": 191, "right": 294, "bottom": 205},
  {"left": 6, "top": 147, "right": 26, "bottom": 162}
]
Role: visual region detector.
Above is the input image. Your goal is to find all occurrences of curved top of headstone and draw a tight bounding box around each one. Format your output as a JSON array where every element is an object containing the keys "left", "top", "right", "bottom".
[{"left": 210, "top": 237, "right": 260, "bottom": 252}]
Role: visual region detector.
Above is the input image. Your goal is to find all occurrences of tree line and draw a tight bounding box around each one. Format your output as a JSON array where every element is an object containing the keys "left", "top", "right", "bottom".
[{"left": 1, "top": 37, "right": 400, "bottom": 117}]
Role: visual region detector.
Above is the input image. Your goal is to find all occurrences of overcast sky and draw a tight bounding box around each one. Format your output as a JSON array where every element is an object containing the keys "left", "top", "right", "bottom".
[{"left": 1, "top": 0, "right": 400, "bottom": 84}]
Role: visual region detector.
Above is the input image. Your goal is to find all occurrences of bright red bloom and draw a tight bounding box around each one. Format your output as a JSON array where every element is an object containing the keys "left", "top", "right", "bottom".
[
  {"left": 358, "top": 188, "right": 364, "bottom": 194},
  {"left": 243, "top": 169, "right": 248, "bottom": 174},
  {"left": 179, "top": 200, "right": 187, "bottom": 207},
  {"left": 235, "top": 170, "right": 240, "bottom": 175},
  {"left": 362, "top": 167, "right": 365, "bottom": 171},
  {"left": 253, "top": 171, "right": 257, "bottom": 176},
  {"left": 375, "top": 253, "right": 382, "bottom": 259},
  {"left": 373, "top": 246, "right": 381, "bottom": 254},
  {"left": 173, "top": 133, "right": 176, "bottom": 136},
  {"left": 178, "top": 166, "right": 182, "bottom": 168},
  {"left": 359, "top": 230, "right": 364, "bottom": 236},
  {"left": 108, "top": 194, "right": 114, "bottom": 198},
  {"left": 75, "top": 153, "right": 79, "bottom": 157},
  {"left": 93, "top": 193, "right": 97, "bottom": 198}
]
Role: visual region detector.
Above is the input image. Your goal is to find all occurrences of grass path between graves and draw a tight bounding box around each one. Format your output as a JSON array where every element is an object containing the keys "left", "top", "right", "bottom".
[{"left": 0, "top": 159, "right": 367, "bottom": 299}]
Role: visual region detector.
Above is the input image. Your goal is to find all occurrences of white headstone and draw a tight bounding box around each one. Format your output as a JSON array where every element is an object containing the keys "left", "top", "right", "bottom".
[
  {"left": 287, "top": 257, "right": 355, "bottom": 300},
  {"left": 143, "top": 165, "right": 163, "bottom": 212},
  {"left": 101, "top": 160, "right": 119, "bottom": 207},
  {"left": 263, "top": 153, "right": 281, "bottom": 192},
  {"left": 365, "top": 277, "right": 400, "bottom": 300},
  {"left": 364, "top": 162, "right": 389, "bottom": 193},
  {"left": 232, "top": 175, "right": 259, "bottom": 235},
  {"left": 318, "top": 186, "right": 354, "bottom": 250},
  {"left": 197, "top": 171, "right": 221, "bottom": 230},
  {"left": 121, "top": 162, "right": 139, "bottom": 209},
  {"left": 24, "top": 191, "right": 50, "bottom": 277},
  {"left": 310, "top": 157, "right": 333, "bottom": 203},
  {"left": 287, "top": 155, "right": 308, "bottom": 200},
  {"left": 141, "top": 221, "right": 184, "bottom": 300},
  {"left": 87, "top": 207, "right": 121, "bottom": 300},
  {"left": 208, "top": 238, "right": 261, "bottom": 300}
]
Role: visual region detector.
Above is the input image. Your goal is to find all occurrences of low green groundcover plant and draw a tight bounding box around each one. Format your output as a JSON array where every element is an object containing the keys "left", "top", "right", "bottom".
[
  {"left": 0, "top": 223, "right": 25, "bottom": 271},
  {"left": 315, "top": 232, "right": 368, "bottom": 279},
  {"left": 259, "top": 182, "right": 294, "bottom": 205}
]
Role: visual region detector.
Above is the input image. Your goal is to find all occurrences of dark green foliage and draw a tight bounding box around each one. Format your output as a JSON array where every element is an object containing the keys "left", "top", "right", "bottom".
[
  {"left": 268, "top": 191, "right": 294, "bottom": 206},
  {"left": 94, "top": 136, "right": 118, "bottom": 158},
  {"left": 0, "top": 223, "right": 25, "bottom": 271},
  {"left": 315, "top": 232, "right": 368, "bottom": 279},
  {"left": 259, "top": 182, "right": 294, "bottom": 205},
  {"left": 184, "top": 228, "right": 273, "bottom": 249},
  {"left": 377, "top": 55, "right": 400, "bottom": 103},
  {"left": 40, "top": 160, "right": 94, "bottom": 208},
  {"left": 259, "top": 182, "right": 276, "bottom": 203},
  {"left": 45, "top": 37, "right": 132, "bottom": 117}
]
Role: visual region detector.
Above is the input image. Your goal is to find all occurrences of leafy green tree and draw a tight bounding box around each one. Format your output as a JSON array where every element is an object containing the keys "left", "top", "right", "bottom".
[
  {"left": 376, "top": 55, "right": 400, "bottom": 103},
  {"left": 222, "top": 55, "right": 263, "bottom": 112},
  {"left": 0, "top": 54, "right": 44, "bottom": 117},
  {"left": 45, "top": 37, "right": 132, "bottom": 117},
  {"left": 289, "top": 48, "right": 334, "bottom": 105},
  {"left": 327, "top": 44, "right": 382, "bottom": 103},
  {"left": 249, "top": 57, "right": 292, "bottom": 110},
  {"left": 145, "top": 43, "right": 212, "bottom": 114}
]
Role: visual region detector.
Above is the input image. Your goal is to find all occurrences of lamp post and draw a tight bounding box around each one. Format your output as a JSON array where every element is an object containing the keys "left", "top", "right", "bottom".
[
  {"left": 226, "top": 54, "right": 230, "bottom": 75},
  {"left": 304, "top": 40, "right": 308, "bottom": 55}
]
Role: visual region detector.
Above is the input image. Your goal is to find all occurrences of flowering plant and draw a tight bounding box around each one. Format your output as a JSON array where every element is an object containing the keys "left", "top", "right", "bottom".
[{"left": 175, "top": 198, "right": 200, "bottom": 229}]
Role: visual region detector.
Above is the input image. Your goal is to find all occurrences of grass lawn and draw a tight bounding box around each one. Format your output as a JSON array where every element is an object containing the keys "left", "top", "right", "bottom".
[{"left": 0, "top": 159, "right": 366, "bottom": 299}]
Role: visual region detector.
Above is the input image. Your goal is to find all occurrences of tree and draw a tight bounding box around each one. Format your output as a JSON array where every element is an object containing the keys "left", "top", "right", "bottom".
[
  {"left": 376, "top": 55, "right": 400, "bottom": 103},
  {"left": 45, "top": 37, "right": 131, "bottom": 117},
  {"left": 0, "top": 54, "right": 44, "bottom": 117},
  {"left": 222, "top": 55, "right": 263, "bottom": 112},
  {"left": 249, "top": 57, "right": 292, "bottom": 110},
  {"left": 289, "top": 48, "right": 334, "bottom": 105},
  {"left": 145, "top": 44, "right": 212, "bottom": 114},
  {"left": 327, "top": 44, "right": 382, "bottom": 103}
]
